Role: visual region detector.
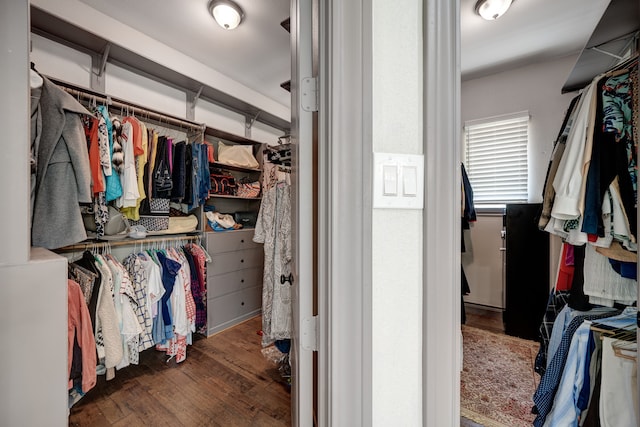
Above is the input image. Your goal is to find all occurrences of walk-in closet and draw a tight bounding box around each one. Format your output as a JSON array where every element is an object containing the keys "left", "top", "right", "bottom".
[
  {"left": 4, "top": 0, "right": 296, "bottom": 425},
  {"left": 460, "top": 0, "right": 639, "bottom": 425},
  {"left": 2, "top": 0, "right": 639, "bottom": 426}
]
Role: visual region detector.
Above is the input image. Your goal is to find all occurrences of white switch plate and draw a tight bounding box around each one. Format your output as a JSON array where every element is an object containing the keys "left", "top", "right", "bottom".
[{"left": 373, "top": 152, "right": 424, "bottom": 209}]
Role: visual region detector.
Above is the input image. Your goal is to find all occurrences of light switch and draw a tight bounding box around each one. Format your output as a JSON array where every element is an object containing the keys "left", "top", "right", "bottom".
[
  {"left": 403, "top": 166, "right": 417, "bottom": 196},
  {"left": 373, "top": 152, "right": 423, "bottom": 209},
  {"left": 383, "top": 165, "right": 398, "bottom": 196}
]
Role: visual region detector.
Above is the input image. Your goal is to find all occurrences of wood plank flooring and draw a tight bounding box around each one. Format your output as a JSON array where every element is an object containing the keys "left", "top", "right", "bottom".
[
  {"left": 69, "top": 305, "right": 504, "bottom": 426},
  {"left": 464, "top": 304, "right": 504, "bottom": 334},
  {"left": 69, "top": 316, "right": 291, "bottom": 427}
]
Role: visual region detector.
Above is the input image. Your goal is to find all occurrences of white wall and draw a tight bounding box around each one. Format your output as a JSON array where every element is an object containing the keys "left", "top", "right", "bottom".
[
  {"left": 196, "top": 98, "right": 247, "bottom": 137},
  {"left": 1, "top": 2, "right": 68, "bottom": 426},
  {"left": 105, "top": 63, "right": 187, "bottom": 118},
  {"left": 462, "top": 54, "right": 579, "bottom": 202},
  {"left": 30, "top": 32, "right": 92, "bottom": 88},
  {"left": 371, "top": 0, "right": 423, "bottom": 424}
]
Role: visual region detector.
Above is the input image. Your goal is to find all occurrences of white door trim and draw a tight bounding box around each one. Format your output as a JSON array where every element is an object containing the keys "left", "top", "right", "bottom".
[
  {"left": 422, "top": 0, "right": 462, "bottom": 425},
  {"left": 317, "top": 0, "right": 373, "bottom": 425},
  {"left": 317, "top": 0, "right": 461, "bottom": 424},
  {"left": 290, "top": 0, "right": 315, "bottom": 425}
]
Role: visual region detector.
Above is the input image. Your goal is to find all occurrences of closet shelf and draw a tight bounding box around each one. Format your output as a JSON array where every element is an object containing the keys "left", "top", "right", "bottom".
[
  {"left": 207, "top": 193, "right": 262, "bottom": 201},
  {"left": 562, "top": 0, "right": 639, "bottom": 92},
  {"left": 55, "top": 233, "right": 201, "bottom": 252},
  {"left": 210, "top": 162, "right": 261, "bottom": 173}
]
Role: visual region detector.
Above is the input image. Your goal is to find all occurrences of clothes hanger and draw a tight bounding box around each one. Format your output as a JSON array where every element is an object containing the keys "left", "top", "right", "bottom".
[
  {"left": 29, "top": 62, "right": 44, "bottom": 89},
  {"left": 610, "top": 332, "right": 637, "bottom": 361},
  {"left": 599, "top": 53, "right": 638, "bottom": 79}
]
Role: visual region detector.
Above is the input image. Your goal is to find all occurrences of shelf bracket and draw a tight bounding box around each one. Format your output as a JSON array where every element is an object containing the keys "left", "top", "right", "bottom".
[
  {"left": 98, "top": 43, "right": 111, "bottom": 77},
  {"left": 193, "top": 85, "right": 204, "bottom": 105},
  {"left": 244, "top": 111, "right": 261, "bottom": 138},
  {"left": 89, "top": 44, "right": 111, "bottom": 92},
  {"left": 589, "top": 46, "right": 624, "bottom": 61},
  {"left": 186, "top": 86, "right": 205, "bottom": 121}
]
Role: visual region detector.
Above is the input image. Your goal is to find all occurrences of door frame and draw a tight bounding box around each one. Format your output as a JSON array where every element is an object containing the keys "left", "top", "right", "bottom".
[
  {"left": 421, "top": 0, "right": 462, "bottom": 424},
  {"left": 315, "top": 0, "right": 374, "bottom": 425},
  {"left": 290, "top": 0, "right": 315, "bottom": 425},
  {"left": 312, "top": 0, "right": 461, "bottom": 425}
]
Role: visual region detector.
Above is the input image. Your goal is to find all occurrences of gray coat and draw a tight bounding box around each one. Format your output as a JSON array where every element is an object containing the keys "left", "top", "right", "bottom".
[{"left": 32, "top": 77, "right": 92, "bottom": 249}]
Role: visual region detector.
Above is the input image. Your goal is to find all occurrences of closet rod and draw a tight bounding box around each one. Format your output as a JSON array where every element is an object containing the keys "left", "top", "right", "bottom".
[
  {"left": 49, "top": 77, "right": 206, "bottom": 133},
  {"left": 56, "top": 234, "right": 201, "bottom": 252}
]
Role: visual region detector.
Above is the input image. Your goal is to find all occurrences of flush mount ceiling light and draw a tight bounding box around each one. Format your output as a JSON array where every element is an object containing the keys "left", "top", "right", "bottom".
[
  {"left": 209, "top": 0, "right": 244, "bottom": 30},
  {"left": 475, "top": 0, "right": 513, "bottom": 20}
]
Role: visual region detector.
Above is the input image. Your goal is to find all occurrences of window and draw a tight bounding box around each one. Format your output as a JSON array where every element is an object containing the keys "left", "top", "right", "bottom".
[{"left": 464, "top": 112, "right": 529, "bottom": 204}]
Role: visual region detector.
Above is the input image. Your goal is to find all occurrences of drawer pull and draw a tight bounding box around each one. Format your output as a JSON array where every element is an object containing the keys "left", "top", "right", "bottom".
[
  {"left": 241, "top": 279, "right": 245, "bottom": 283},
  {"left": 240, "top": 259, "right": 244, "bottom": 263},
  {"left": 241, "top": 239, "right": 245, "bottom": 243},
  {"left": 241, "top": 301, "right": 245, "bottom": 306},
  {"left": 280, "top": 273, "right": 294, "bottom": 285}
]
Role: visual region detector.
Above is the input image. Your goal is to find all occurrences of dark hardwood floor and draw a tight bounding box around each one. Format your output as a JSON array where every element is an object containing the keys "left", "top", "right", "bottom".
[
  {"left": 69, "top": 316, "right": 291, "bottom": 427},
  {"left": 464, "top": 304, "right": 504, "bottom": 334},
  {"left": 68, "top": 305, "right": 504, "bottom": 426}
]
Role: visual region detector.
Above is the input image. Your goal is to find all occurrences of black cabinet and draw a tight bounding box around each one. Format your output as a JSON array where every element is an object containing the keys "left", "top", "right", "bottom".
[{"left": 503, "top": 203, "right": 549, "bottom": 341}]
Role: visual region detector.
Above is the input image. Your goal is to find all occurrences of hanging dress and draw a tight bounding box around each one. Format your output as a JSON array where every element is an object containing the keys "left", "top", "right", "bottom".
[{"left": 254, "top": 160, "right": 293, "bottom": 346}]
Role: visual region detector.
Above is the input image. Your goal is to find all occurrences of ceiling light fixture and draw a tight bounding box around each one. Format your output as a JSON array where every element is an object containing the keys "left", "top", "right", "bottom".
[
  {"left": 475, "top": 0, "right": 513, "bottom": 20},
  {"left": 209, "top": 0, "right": 244, "bottom": 30}
]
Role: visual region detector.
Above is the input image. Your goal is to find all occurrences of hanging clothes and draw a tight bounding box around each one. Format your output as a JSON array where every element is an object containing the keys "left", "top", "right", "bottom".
[
  {"left": 254, "top": 159, "right": 293, "bottom": 346},
  {"left": 461, "top": 163, "right": 476, "bottom": 323},
  {"left": 532, "top": 307, "right": 622, "bottom": 427},
  {"left": 121, "top": 119, "right": 148, "bottom": 221},
  {"left": 599, "top": 336, "right": 638, "bottom": 427},
  {"left": 67, "top": 279, "right": 97, "bottom": 394},
  {"left": 93, "top": 254, "right": 122, "bottom": 381},
  {"left": 98, "top": 106, "right": 123, "bottom": 203},
  {"left": 32, "top": 76, "right": 92, "bottom": 250},
  {"left": 83, "top": 115, "right": 106, "bottom": 195},
  {"left": 529, "top": 56, "right": 640, "bottom": 427},
  {"left": 184, "top": 242, "right": 209, "bottom": 333},
  {"left": 542, "top": 66, "right": 638, "bottom": 251},
  {"left": 122, "top": 254, "right": 155, "bottom": 352},
  {"left": 112, "top": 120, "right": 139, "bottom": 208},
  {"left": 581, "top": 71, "right": 636, "bottom": 240},
  {"left": 583, "top": 244, "right": 637, "bottom": 307},
  {"left": 105, "top": 253, "right": 142, "bottom": 369},
  {"left": 539, "top": 94, "right": 583, "bottom": 229},
  {"left": 536, "top": 308, "right": 637, "bottom": 427}
]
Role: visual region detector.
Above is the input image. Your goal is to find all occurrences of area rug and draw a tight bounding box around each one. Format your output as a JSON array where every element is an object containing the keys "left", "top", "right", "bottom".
[{"left": 461, "top": 325, "right": 540, "bottom": 427}]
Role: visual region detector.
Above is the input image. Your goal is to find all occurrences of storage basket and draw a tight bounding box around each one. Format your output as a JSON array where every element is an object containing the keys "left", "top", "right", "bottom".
[
  {"left": 129, "top": 215, "right": 169, "bottom": 231},
  {"left": 149, "top": 198, "right": 170, "bottom": 214}
]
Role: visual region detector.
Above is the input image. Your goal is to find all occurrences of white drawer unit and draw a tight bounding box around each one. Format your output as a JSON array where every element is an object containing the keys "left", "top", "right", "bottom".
[
  {"left": 205, "top": 230, "right": 264, "bottom": 336},
  {"left": 207, "top": 267, "right": 263, "bottom": 299},
  {"left": 207, "top": 247, "right": 263, "bottom": 276},
  {"left": 206, "top": 228, "right": 262, "bottom": 254},
  {"left": 207, "top": 285, "right": 262, "bottom": 336}
]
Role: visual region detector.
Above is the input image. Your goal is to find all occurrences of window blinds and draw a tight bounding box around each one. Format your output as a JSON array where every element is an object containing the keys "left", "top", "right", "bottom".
[{"left": 464, "top": 112, "right": 529, "bottom": 203}]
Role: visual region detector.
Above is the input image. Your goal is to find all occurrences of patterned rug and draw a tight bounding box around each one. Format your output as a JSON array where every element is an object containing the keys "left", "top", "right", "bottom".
[{"left": 461, "top": 325, "right": 540, "bottom": 427}]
